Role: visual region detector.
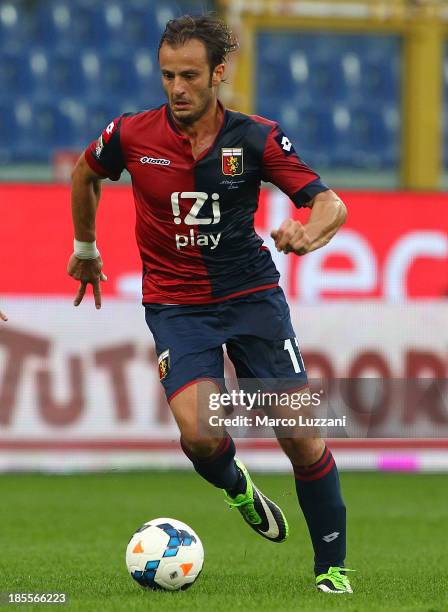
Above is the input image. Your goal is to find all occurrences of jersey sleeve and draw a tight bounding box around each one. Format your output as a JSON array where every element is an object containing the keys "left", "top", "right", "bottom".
[
  {"left": 84, "top": 115, "right": 126, "bottom": 181},
  {"left": 261, "top": 123, "right": 329, "bottom": 208}
]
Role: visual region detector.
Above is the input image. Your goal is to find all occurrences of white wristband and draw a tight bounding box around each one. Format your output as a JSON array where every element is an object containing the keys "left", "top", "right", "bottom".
[{"left": 74, "top": 239, "right": 100, "bottom": 260}]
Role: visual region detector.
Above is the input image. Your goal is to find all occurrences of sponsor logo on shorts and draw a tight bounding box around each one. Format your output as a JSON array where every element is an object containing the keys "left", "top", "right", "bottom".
[
  {"left": 140, "top": 156, "right": 171, "bottom": 165},
  {"left": 158, "top": 349, "right": 170, "bottom": 380},
  {"left": 222, "top": 148, "right": 243, "bottom": 176}
]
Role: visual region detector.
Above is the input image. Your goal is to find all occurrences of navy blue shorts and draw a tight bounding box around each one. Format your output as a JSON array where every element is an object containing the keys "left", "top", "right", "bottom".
[{"left": 145, "top": 287, "right": 308, "bottom": 401}]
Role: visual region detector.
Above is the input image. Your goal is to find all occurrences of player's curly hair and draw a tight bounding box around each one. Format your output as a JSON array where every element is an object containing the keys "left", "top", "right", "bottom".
[{"left": 158, "top": 15, "right": 239, "bottom": 71}]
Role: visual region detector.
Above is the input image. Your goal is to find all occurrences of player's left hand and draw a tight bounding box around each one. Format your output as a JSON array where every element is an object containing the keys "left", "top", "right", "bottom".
[
  {"left": 271, "top": 219, "right": 312, "bottom": 255},
  {"left": 0, "top": 309, "right": 7, "bottom": 321}
]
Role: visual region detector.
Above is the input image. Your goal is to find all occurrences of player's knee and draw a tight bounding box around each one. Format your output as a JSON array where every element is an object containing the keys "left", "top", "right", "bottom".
[
  {"left": 180, "top": 432, "right": 221, "bottom": 459},
  {"left": 280, "top": 436, "right": 325, "bottom": 466}
]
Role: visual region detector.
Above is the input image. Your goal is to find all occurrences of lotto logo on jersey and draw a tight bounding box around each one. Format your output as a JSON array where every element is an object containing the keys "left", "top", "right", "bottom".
[
  {"left": 274, "top": 130, "right": 296, "bottom": 157},
  {"left": 101, "top": 119, "right": 119, "bottom": 144},
  {"left": 222, "top": 148, "right": 243, "bottom": 176}
]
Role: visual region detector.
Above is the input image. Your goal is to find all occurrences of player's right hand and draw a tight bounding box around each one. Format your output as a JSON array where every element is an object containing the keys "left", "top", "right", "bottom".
[
  {"left": 67, "top": 254, "right": 107, "bottom": 310},
  {"left": 0, "top": 309, "right": 7, "bottom": 321}
]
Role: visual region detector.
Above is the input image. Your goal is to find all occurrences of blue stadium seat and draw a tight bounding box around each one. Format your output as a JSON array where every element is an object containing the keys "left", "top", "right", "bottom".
[
  {"left": 58, "top": 98, "right": 87, "bottom": 149},
  {"left": 273, "top": 103, "right": 332, "bottom": 168},
  {"left": 0, "top": 2, "right": 33, "bottom": 52},
  {"left": 256, "top": 31, "right": 401, "bottom": 168},
  {"left": 98, "top": 51, "right": 140, "bottom": 97},
  {"left": 114, "top": 6, "right": 154, "bottom": 48},
  {"left": 98, "top": 3, "right": 125, "bottom": 43},
  {"left": 0, "top": 100, "right": 59, "bottom": 161},
  {"left": 0, "top": 6, "right": 404, "bottom": 167},
  {"left": 257, "top": 60, "right": 293, "bottom": 100},
  {"left": 27, "top": 102, "right": 68, "bottom": 154},
  {"left": 82, "top": 101, "right": 119, "bottom": 143},
  {"left": 289, "top": 50, "right": 310, "bottom": 88},
  {"left": 48, "top": 50, "right": 86, "bottom": 97},
  {"left": 306, "top": 56, "right": 345, "bottom": 102},
  {"left": 79, "top": 50, "right": 102, "bottom": 98},
  {"left": 34, "top": 1, "right": 96, "bottom": 50},
  {"left": 340, "top": 51, "right": 362, "bottom": 102},
  {"left": 360, "top": 56, "right": 400, "bottom": 104},
  {"left": 80, "top": 96, "right": 166, "bottom": 146},
  {"left": 28, "top": 48, "right": 52, "bottom": 98},
  {"left": 132, "top": 49, "right": 165, "bottom": 105},
  {"left": 0, "top": 100, "right": 18, "bottom": 161},
  {"left": 344, "top": 104, "right": 400, "bottom": 168},
  {"left": 0, "top": 51, "right": 32, "bottom": 97}
]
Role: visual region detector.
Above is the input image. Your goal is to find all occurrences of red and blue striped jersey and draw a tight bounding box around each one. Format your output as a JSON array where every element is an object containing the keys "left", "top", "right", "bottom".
[{"left": 85, "top": 103, "right": 328, "bottom": 304}]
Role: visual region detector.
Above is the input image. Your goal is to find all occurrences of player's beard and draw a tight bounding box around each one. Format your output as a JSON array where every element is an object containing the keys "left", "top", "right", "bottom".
[{"left": 171, "top": 87, "right": 214, "bottom": 127}]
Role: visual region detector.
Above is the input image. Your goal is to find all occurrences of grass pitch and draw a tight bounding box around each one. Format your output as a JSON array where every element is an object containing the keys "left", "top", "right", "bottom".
[{"left": 0, "top": 470, "right": 447, "bottom": 611}]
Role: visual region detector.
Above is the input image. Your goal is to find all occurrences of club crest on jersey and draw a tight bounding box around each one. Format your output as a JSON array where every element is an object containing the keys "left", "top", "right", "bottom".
[
  {"left": 222, "top": 148, "right": 243, "bottom": 176},
  {"left": 158, "top": 349, "right": 170, "bottom": 381}
]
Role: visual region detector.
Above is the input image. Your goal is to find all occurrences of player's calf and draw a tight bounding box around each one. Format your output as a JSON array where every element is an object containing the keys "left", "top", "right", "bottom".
[{"left": 180, "top": 434, "right": 288, "bottom": 542}]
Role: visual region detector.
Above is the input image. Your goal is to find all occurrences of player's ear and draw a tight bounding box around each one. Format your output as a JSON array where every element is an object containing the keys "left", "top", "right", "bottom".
[{"left": 211, "top": 63, "right": 225, "bottom": 86}]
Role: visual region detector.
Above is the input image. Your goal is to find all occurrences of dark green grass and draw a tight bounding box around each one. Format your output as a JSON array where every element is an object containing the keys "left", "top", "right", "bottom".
[{"left": 0, "top": 471, "right": 447, "bottom": 611}]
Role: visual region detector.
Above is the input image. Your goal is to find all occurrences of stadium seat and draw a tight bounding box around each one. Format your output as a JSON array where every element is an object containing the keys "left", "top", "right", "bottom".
[
  {"left": 79, "top": 50, "right": 102, "bottom": 99},
  {"left": 307, "top": 56, "right": 346, "bottom": 102},
  {"left": 9, "top": 99, "right": 82, "bottom": 161},
  {"left": 34, "top": 1, "right": 97, "bottom": 50},
  {"left": 132, "top": 49, "right": 165, "bottom": 105},
  {"left": 292, "top": 106, "right": 337, "bottom": 168},
  {"left": 0, "top": 100, "right": 52, "bottom": 161},
  {"left": 97, "top": 52, "right": 137, "bottom": 97},
  {"left": 0, "top": 100, "right": 18, "bottom": 161},
  {"left": 82, "top": 101, "right": 120, "bottom": 144},
  {"left": 0, "top": 51, "right": 32, "bottom": 97},
  {"left": 360, "top": 56, "right": 400, "bottom": 104},
  {"left": 344, "top": 104, "right": 399, "bottom": 168},
  {"left": 0, "top": 2, "right": 33, "bottom": 52},
  {"left": 28, "top": 102, "right": 69, "bottom": 152},
  {"left": 0, "top": 3, "right": 403, "bottom": 168},
  {"left": 256, "top": 31, "right": 402, "bottom": 168},
  {"left": 28, "top": 48, "right": 53, "bottom": 98},
  {"left": 47, "top": 50, "right": 85, "bottom": 97},
  {"left": 115, "top": 6, "right": 155, "bottom": 49}
]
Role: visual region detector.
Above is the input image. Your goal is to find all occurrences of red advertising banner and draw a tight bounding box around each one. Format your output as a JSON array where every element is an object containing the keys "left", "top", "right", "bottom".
[{"left": 0, "top": 184, "right": 447, "bottom": 301}]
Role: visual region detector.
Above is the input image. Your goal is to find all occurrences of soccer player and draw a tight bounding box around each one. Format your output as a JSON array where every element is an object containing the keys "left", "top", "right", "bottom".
[{"left": 68, "top": 16, "right": 353, "bottom": 593}]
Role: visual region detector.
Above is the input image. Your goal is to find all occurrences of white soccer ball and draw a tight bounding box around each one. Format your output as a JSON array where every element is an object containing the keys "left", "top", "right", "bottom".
[{"left": 125, "top": 517, "right": 204, "bottom": 591}]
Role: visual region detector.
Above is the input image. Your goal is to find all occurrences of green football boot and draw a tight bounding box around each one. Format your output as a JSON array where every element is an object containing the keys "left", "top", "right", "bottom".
[
  {"left": 316, "top": 566, "right": 355, "bottom": 593},
  {"left": 224, "top": 458, "right": 289, "bottom": 543}
]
